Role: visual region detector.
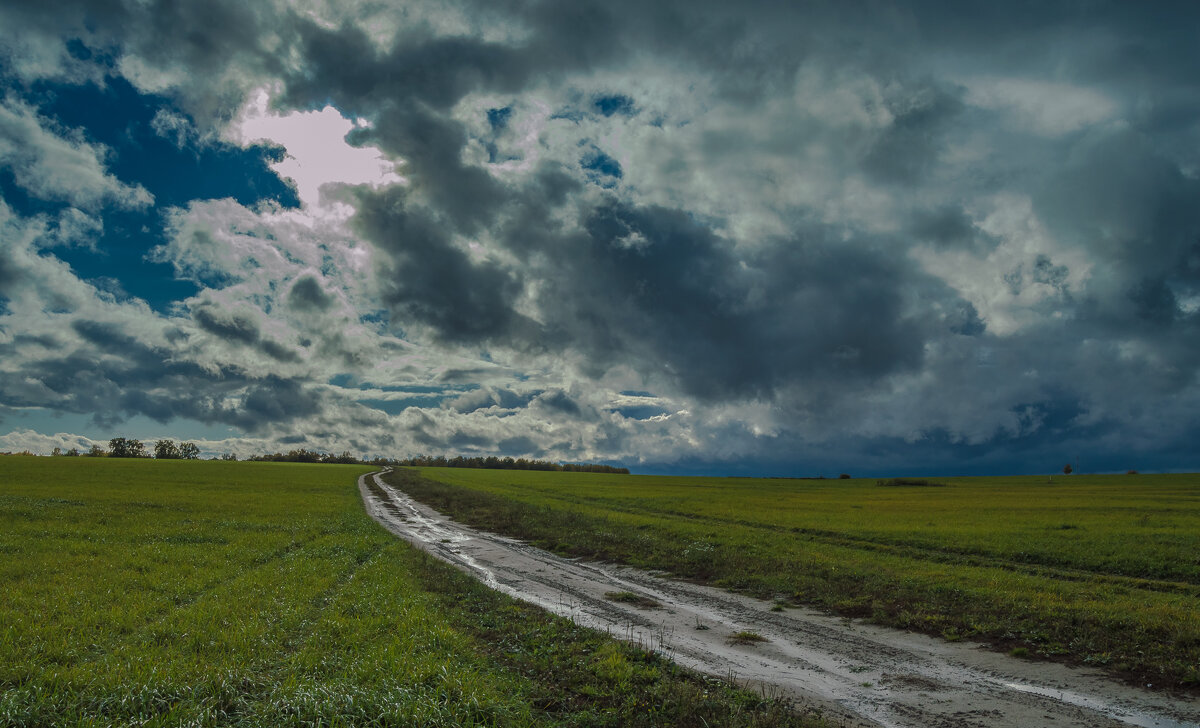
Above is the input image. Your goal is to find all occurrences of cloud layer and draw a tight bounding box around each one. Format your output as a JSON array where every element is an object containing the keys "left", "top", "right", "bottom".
[{"left": 2, "top": 1, "right": 1199, "bottom": 474}]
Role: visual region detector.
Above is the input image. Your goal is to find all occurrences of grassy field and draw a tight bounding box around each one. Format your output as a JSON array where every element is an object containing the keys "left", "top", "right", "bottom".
[
  {"left": 387, "top": 467, "right": 1200, "bottom": 691},
  {"left": 0, "top": 456, "right": 821, "bottom": 727}
]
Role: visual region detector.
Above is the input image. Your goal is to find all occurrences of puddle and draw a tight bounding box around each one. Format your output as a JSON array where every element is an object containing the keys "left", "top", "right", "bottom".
[{"left": 1000, "top": 682, "right": 1198, "bottom": 728}]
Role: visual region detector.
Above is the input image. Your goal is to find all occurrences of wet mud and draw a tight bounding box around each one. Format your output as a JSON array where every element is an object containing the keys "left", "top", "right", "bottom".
[{"left": 359, "top": 470, "right": 1199, "bottom": 728}]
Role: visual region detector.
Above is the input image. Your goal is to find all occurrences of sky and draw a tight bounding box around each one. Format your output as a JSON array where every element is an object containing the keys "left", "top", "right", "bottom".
[{"left": 1, "top": 1, "right": 1199, "bottom": 476}]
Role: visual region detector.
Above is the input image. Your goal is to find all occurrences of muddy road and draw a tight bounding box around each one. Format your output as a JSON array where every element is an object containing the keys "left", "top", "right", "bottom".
[{"left": 359, "top": 470, "right": 1199, "bottom": 728}]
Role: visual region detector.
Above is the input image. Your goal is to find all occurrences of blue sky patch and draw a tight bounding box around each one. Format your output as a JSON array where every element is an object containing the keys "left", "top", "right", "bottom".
[
  {"left": 486, "top": 106, "right": 512, "bottom": 130},
  {"left": 582, "top": 148, "right": 622, "bottom": 182},
  {"left": 358, "top": 396, "right": 448, "bottom": 415},
  {"left": 610, "top": 405, "right": 670, "bottom": 420},
  {"left": 31, "top": 76, "right": 297, "bottom": 210},
  {"left": 593, "top": 94, "right": 635, "bottom": 117},
  {"left": 3, "top": 74, "right": 299, "bottom": 311}
]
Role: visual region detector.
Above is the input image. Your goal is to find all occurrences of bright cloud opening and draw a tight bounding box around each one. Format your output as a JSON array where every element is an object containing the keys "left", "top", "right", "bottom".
[{"left": 232, "top": 89, "right": 404, "bottom": 210}]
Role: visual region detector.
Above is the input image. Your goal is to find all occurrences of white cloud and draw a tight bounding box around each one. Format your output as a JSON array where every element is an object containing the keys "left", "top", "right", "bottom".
[
  {"left": 0, "top": 429, "right": 102, "bottom": 454},
  {"left": 0, "top": 96, "right": 153, "bottom": 209},
  {"left": 910, "top": 194, "right": 1091, "bottom": 336},
  {"left": 150, "top": 108, "right": 199, "bottom": 147},
  {"left": 51, "top": 207, "right": 104, "bottom": 249},
  {"left": 963, "top": 76, "right": 1119, "bottom": 137}
]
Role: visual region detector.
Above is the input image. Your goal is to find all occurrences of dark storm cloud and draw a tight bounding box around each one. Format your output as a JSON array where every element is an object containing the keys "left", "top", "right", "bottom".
[
  {"left": 357, "top": 104, "right": 509, "bottom": 236},
  {"left": 1037, "top": 131, "right": 1200, "bottom": 274},
  {"left": 267, "top": 1, "right": 733, "bottom": 235},
  {"left": 192, "top": 303, "right": 299, "bottom": 363},
  {"left": 283, "top": 22, "right": 533, "bottom": 113},
  {"left": 533, "top": 390, "right": 582, "bottom": 417},
  {"left": 287, "top": 275, "right": 334, "bottom": 312},
  {"left": 447, "top": 387, "right": 534, "bottom": 414},
  {"left": 350, "top": 186, "right": 537, "bottom": 344},
  {"left": 193, "top": 305, "right": 258, "bottom": 344},
  {"left": 497, "top": 435, "right": 540, "bottom": 456},
  {"left": 183, "top": 1, "right": 961, "bottom": 407},
  {"left": 240, "top": 376, "right": 320, "bottom": 426},
  {"left": 949, "top": 303, "right": 986, "bottom": 337},
  {"left": 908, "top": 205, "right": 1000, "bottom": 254},
  {"left": 0, "top": 317, "right": 319, "bottom": 432},
  {"left": 863, "top": 81, "right": 965, "bottom": 184},
  {"left": 0, "top": 254, "right": 19, "bottom": 292},
  {"left": 275, "top": 19, "right": 542, "bottom": 235},
  {"left": 255, "top": 0, "right": 1200, "bottom": 427},
  {"left": 515, "top": 200, "right": 934, "bottom": 401},
  {"left": 0, "top": 0, "right": 288, "bottom": 124}
]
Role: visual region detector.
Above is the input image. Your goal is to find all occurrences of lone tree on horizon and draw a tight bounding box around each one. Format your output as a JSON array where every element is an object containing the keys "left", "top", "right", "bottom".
[{"left": 1063, "top": 463, "right": 1073, "bottom": 475}]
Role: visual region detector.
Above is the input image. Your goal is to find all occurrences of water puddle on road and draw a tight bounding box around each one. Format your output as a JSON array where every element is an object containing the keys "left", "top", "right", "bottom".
[
  {"left": 360, "top": 471, "right": 1200, "bottom": 728},
  {"left": 998, "top": 682, "right": 1198, "bottom": 728}
]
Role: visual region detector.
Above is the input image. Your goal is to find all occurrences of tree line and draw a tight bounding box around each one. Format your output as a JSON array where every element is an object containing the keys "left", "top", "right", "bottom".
[
  {"left": 36, "top": 439, "right": 630, "bottom": 473},
  {"left": 247, "top": 449, "right": 363, "bottom": 464},
  {"left": 46, "top": 438, "right": 202, "bottom": 459},
  {"left": 246, "top": 451, "right": 630, "bottom": 473},
  {"left": 394, "top": 454, "right": 630, "bottom": 474}
]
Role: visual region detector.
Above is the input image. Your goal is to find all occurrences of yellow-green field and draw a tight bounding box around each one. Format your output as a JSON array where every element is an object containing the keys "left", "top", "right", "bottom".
[
  {"left": 0, "top": 456, "right": 816, "bottom": 727},
  {"left": 388, "top": 467, "right": 1200, "bottom": 690}
]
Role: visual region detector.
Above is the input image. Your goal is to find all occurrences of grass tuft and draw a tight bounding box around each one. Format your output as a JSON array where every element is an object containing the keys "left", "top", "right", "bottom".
[{"left": 728, "top": 631, "right": 768, "bottom": 645}]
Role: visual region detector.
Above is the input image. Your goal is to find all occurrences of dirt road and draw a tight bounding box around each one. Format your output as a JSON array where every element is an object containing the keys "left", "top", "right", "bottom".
[{"left": 359, "top": 470, "right": 1199, "bottom": 728}]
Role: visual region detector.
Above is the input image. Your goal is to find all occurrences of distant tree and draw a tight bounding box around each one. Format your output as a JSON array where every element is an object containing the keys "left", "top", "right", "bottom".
[
  {"left": 109, "top": 437, "right": 147, "bottom": 458},
  {"left": 221, "top": 452, "right": 238, "bottom": 461},
  {"left": 180, "top": 442, "right": 200, "bottom": 460},
  {"left": 51, "top": 447, "right": 62, "bottom": 457},
  {"left": 1063, "top": 463, "right": 1073, "bottom": 475},
  {"left": 65, "top": 447, "right": 80, "bottom": 457},
  {"left": 154, "top": 439, "right": 181, "bottom": 459},
  {"left": 839, "top": 473, "right": 851, "bottom": 479},
  {"left": 87, "top": 445, "right": 105, "bottom": 457}
]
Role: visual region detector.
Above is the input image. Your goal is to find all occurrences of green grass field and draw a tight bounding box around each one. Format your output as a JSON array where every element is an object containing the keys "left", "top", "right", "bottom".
[
  {"left": 387, "top": 467, "right": 1200, "bottom": 690},
  {"left": 0, "top": 456, "right": 819, "bottom": 727}
]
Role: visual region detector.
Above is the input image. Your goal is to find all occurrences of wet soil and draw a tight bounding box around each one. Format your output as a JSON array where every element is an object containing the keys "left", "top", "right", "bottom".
[{"left": 359, "top": 470, "right": 1200, "bottom": 728}]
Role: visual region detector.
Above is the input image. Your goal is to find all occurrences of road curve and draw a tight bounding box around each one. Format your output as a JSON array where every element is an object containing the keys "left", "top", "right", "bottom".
[{"left": 359, "top": 470, "right": 1199, "bottom": 728}]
